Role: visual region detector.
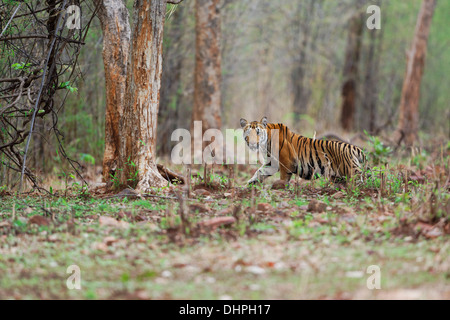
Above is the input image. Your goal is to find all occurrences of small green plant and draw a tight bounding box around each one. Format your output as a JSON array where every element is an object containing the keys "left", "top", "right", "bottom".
[
  {"left": 210, "top": 172, "right": 228, "bottom": 188},
  {"left": 321, "top": 195, "right": 331, "bottom": 205},
  {"left": 125, "top": 157, "right": 139, "bottom": 184},
  {"left": 109, "top": 171, "right": 119, "bottom": 189},
  {"left": 68, "top": 173, "right": 89, "bottom": 197},
  {"left": 363, "top": 166, "right": 382, "bottom": 189},
  {"left": 80, "top": 153, "right": 95, "bottom": 165},
  {"left": 411, "top": 149, "right": 428, "bottom": 170},
  {"left": 316, "top": 175, "right": 331, "bottom": 188},
  {"left": 58, "top": 81, "right": 78, "bottom": 93},
  {"left": 294, "top": 198, "right": 308, "bottom": 206},
  {"left": 12, "top": 62, "right": 31, "bottom": 70},
  {"left": 365, "top": 131, "right": 391, "bottom": 165}
]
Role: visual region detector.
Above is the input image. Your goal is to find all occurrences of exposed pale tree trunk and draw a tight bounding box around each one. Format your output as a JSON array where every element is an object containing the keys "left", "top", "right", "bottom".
[
  {"left": 118, "top": 0, "right": 170, "bottom": 191},
  {"left": 192, "top": 0, "right": 222, "bottom": 134},
  {"left": 395, "top": 0, "right": 436, "bottom": 146},
  {"left": 97, "top": 0, "right": 131, "bottom": 182},
  {"left": 340, "top": 8, "right": 364, "bottom": 131}
]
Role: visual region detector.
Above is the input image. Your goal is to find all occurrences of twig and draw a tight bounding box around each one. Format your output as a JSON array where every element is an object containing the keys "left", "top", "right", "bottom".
[
  {"left": 0, "top": 35, "right": 85, "bottom": 45},
  {"left": 186, "top": 166, "right": 191, "bottom": 197},
  {"left": 176, "top": 190, "right": 189, "bottom": 234},
  {"left": 167, "top": 0, "right": 186, "bottom": 4},
  {"left": 0, "top": 4, "right": 22, "bottom": 38}
]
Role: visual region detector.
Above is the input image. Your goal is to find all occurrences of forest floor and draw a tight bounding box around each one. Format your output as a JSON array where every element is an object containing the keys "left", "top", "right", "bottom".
[{"left": 0, "top": 149, "right": 449, "bottom": 299}]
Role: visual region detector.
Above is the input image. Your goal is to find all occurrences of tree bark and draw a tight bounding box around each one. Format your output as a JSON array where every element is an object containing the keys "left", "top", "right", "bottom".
[
  {"left": 159, "top": 5, "right": 185, "bottom": 155},
  {"left": 291, "top": 0, "right": 314, "bottom": 121},
  {"left": 361, "top": 16, "right": 383, "bottom": 134},
  {"left": 340, "top": 8, "right": 364, "bottom": 131},
  {"left": 192, "top": 0, "right": 222, "bottom": 134},
  {"left": 394, "top": 0, "right": 436, "bottom": 147},
  {"left": 118, "top": 0, "right": 168, "bottom": 191},
  {"left": 97, "top": 0, "right": 131, "bottom": 182}
]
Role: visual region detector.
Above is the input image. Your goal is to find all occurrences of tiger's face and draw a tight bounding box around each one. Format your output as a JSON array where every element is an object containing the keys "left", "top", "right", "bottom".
[{"left": 240, "top": 117, "right": 268, "bottom": 152}]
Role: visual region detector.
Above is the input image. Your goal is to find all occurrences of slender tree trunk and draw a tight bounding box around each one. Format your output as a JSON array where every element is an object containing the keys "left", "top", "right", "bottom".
[
  {"left": 118, "top": 0, "right": 168, "bottom": 191},
  {"left": 362, "top": 30, "right": 377, "bottom": 133},
  {"left": 361, "top": 16, "right": 383, "bottom": 134},
  {"left": 394, "top": 0, "right": 436, "bottom": 146},
  {"left": 97, "top": 0, "right": 131, "bottom": 183},
  {"left": 340, "top": 8, "right": 364, "bottom": 131},
  {"left": 192, "top": 0, "right": 222, "bottom": 134},
  {"left": 159, "top": 5, "right": 185, "bottom": 155},
  {"left": 291, "top": 0, "right": 314, "bottom": 121}
]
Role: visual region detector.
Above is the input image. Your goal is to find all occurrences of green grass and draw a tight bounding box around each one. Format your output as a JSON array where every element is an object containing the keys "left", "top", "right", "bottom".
[{"left": 0, "top": 151, "right": 448, "bottom": 299}]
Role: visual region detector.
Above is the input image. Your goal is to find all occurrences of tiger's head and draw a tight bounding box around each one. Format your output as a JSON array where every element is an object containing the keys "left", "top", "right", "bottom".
[{"left": 240, "top": 116, "right": 269, "bottom": 152}]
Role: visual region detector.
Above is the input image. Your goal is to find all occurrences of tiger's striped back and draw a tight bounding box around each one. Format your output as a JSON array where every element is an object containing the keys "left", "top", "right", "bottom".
[{"left": 266, "top": 123, "right": 365, "bottom": 181}]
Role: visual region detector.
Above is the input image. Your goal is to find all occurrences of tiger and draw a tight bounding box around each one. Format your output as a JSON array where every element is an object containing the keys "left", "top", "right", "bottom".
[{"left": 240, "top": 117, "right": 366, "bottom": 185}]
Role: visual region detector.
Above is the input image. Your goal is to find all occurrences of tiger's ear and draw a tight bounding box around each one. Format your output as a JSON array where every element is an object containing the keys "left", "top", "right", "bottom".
[
  {"left": 261, "top": 116, "right": 268, "bottom": 128},
  {"left": 240, "top": 118, "right": 248, "bottom": 128}
]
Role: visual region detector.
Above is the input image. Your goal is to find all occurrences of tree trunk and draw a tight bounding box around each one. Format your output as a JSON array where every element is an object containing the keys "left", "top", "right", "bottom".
[
  {"left": 361, "top": 13, "right": 383, "bottom": 134},
  {"left": 192, "top": 0, "right": 222, "bottom": 134},
  {"left": 97, "top": 0, "right": 131, "bottom": 182},
  {"left": 118, "top": 0, "right": 168, "bottom": 191},
  {"left": 394, "top": 0, "right": 436, "bottom": 146},
  {"left": 159, "top": 5, "right": 185, "bottom": 156},
  {"left": 291, "top": 0, "right": 314, "bottom": 121},
  {"left": 340, "top": 8, "right": 364, "bottom": 131}
]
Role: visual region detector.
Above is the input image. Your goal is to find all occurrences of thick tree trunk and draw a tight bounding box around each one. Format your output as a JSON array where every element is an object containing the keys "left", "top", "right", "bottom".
[
  {"left": 340, "top": 9, "right": 364, "bottom": 131},
  {"left": 97, "top": 0, "right": 131, "bottom": 182},
  {"left": 118, "top": 0, "right": 168, "bottom": 191},
  {"left": 192, "top": 0, "right": 222, "bottom": 134},
  {"left": 394, "top": 0, "right": 436, "bottom": 146}
]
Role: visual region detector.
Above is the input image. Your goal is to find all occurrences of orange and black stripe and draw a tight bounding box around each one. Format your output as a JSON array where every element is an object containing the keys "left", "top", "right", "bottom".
[{"left": 265, "top": 123, "right": 365, "bottom": 181}]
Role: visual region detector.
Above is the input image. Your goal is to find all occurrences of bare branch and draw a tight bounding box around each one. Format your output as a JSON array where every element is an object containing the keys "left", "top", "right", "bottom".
[
  {"left": 0, "top": 4, "right": 22, "bottom": 38},
  {"left": 0, "top": 0, "right": 96, "bottom": 193}
]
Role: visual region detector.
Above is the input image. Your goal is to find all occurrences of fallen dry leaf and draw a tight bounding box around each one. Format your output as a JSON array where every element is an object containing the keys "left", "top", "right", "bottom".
[
  {"left": 216, "top": 208, "right": 233, "bottom": 216},
  {"left": 272, "top": 180, "right": 288, "bottom": 190},
  {"left": 189, "top": 203, "right": 211, "bottom": 213},
  {"left": 103, "top": 236, "right": 117, "bottom": 246},
  {"left": 246, "top": 265, "right": 265, "bottom": 275},
  {"left": 423, "top": 228, "right": 442, "bottom": 239},
  {"left": 92, "top": 242, "right": 109, "bottom": 252},
  {"left": 28, "top": 215, "right": 51, "bottom": 226},
  {"left": 99, "top": 216, "right": 129, "bottom": 228},
  {"left": 257, "top": 203, "right": 273, "bottom": 212},
  {"left": 332, "top": 191, "right": 345, "bottom": 199},
  {"left": 217, "top": 199, "right": 228, "bottom": 206},
  {"left": 307, "top": 200, "right": 327, "bottom": 213},
  {"left": 0, "top": 221, "right": 11, "bottom": 228},
  {"left": 47, "top": 234, "right": 59, "bottom": 242},
  {"left": 414, "top": 222, "right": 433, "bottom": 232},
  {"left": 198, "top": 216, "right": 236, "bottom": 229},
  {"left": 194, "top": 189, "right": 211, "bottom": 196}
]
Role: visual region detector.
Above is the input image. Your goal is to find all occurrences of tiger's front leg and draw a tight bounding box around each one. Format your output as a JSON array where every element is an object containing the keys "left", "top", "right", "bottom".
[{"left": 247, "top": 162, "right": 279, "bottom": 185}]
